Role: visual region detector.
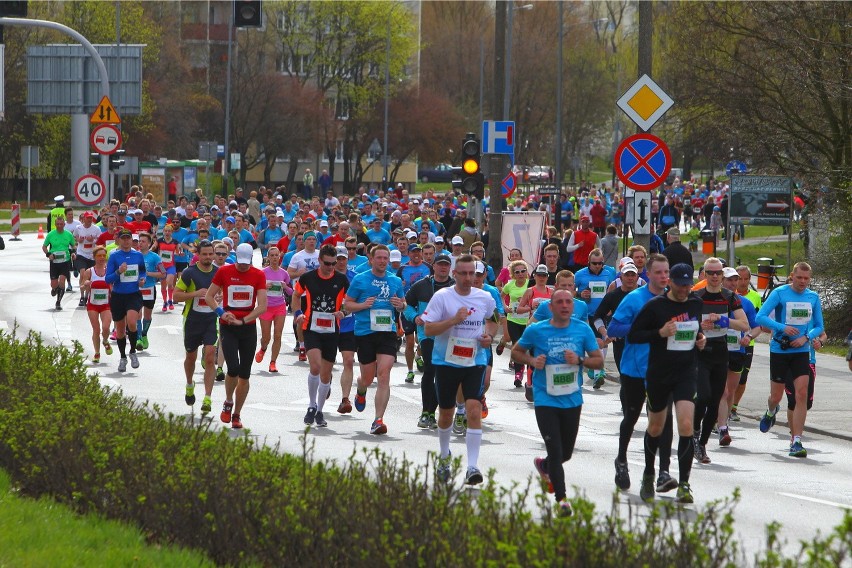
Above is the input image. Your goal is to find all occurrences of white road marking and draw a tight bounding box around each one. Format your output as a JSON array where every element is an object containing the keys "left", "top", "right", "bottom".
[
  {"left": 505, "top": 431, "right": 542, "bottom": 442},
  {"left": 777, "top": 492, "right": 852, "bottom": 511}
]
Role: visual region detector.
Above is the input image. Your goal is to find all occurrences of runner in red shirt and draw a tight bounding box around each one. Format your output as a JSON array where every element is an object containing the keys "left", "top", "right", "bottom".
[{"left": 205, "top": 243, "right": 268, "bottom": 429}]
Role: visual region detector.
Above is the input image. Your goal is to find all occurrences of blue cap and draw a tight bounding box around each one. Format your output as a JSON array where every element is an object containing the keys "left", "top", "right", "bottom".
[
  {"left": 670, "top": 263, "right": 694, "bottom": 286},
  {"left": 407, "top": 243, "right": 421, "bottom": 252},
  {"left": 225, "top": 216, "right": 236, "bottom": 223}
]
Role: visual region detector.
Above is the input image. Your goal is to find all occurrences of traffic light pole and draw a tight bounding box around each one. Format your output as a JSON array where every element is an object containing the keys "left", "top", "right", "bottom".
[
  {"left": 633, "top": 3, "right": 653, "bottom": 255},
  {"left": 0, "top": 17, "right": 111, "bottom": 200}
]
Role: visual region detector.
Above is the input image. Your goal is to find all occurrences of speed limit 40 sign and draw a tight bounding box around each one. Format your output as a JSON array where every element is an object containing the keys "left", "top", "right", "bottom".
[{"left": 74, "top": 174, "right": 106, "bottom": 206}]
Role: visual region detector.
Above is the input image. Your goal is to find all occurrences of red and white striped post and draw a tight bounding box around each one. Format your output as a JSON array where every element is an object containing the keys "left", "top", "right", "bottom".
[{"left": 10, "top": 203, "right": 22, "bottom": 241}]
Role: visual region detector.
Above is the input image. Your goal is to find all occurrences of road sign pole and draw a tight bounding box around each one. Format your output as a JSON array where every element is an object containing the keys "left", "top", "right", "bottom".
[{"left": 26, "top": 147, "right": 32, "bottom": 209}]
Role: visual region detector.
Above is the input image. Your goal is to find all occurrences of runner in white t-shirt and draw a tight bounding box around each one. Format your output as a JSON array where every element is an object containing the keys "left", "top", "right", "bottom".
[
  {"left": 73, "top": 211, "right": 104, "bottom": 306},
  {"left": 287, "top": 232, "right": 320, "bottom": 360}
]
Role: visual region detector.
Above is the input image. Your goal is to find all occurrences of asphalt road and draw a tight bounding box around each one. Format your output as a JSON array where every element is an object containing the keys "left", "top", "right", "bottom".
[{"left": 1, "top": 235, "right": 849, "bottom": 561}]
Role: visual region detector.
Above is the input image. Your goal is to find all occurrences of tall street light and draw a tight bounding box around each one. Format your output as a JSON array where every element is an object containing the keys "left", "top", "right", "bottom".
[{"left": 504, "top": 3, "right": 534, "bottom": 120}]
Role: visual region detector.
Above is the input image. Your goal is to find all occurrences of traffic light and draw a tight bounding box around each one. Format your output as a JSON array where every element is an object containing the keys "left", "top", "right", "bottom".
[
  {"left": 233, "top": 0, "right": 262, "bottom": 28},
  {"left": 451, "top": 133, "right": 484, "bottom": 199},
  {"left": 109, "top": 149, "right": 126, "bottom": 171}
]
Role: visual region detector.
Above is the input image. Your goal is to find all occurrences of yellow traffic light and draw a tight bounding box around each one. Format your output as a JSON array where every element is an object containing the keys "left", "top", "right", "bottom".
[{"left": 463, "top": 158, "right": 479, "bottom": 175}]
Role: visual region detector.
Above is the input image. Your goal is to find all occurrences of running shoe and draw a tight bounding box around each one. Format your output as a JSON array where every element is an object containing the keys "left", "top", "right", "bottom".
[
  {"left": 759, "top": 405, "right": 780, "bottom": 433},
  {"left": 556, "top": 498, "right": 573, "bottom": 518},
  {"left": 298, "top": 347, "right": 307, "bottom": 362},
  {"left": 136, "top": 340, "right": 144, "bottom": 351},
  {"left": 109, "top": 329, "right": 117, "bottom": 341},
  {"left": 304, "top": 406, "right": 317, "bottom": 425},
  {"left": 495, "top": 341, "right": 506, "bottom": 356},
  {"left": 428, "top": 414, "right": 438, "bottom": 429},
  {"left": 452, "top": 413, "right": 467, "bottom": 435},
  {"left": 254, "top": 347, "right": 266, "bottom": 363},
  {"left": 514, "top": 371, "right": 523, "bottom": 388},
  {"left": 592, "top": 374, "right": 606, "bottom": 389},
  {"left": 789, "top": 440, "right": 807, "bottom": 458},
  {"left": 185, "top": 384, "right": 196, "bottom": 406},
  {"left": 676, "top": 481, "right": 694, "bottom": 504},
  {"left": 92, "top": 353, "right": 100, "bottom": 364},
  {"left": 220, "top": 401, "right": 233, "bottom": 423},
  {"left": 78, "top": 297, "right": 86, "bottom": 307},
  {"left": 711, "top": 425, "right": 718, "bottom": 435},
  {"left": 51, "top": 286, "right": 58, "bottom": 297},
  {"left": 55, "top": 302, "right": 62, "bottom": 311},
  {"left": 465, "top": 466, "right": 483, "bottom": 486},
  {"left": 370, "top": 418, "right": 387, "bottom": 435},
  {"left": 614, "top": 459, "right": 630, "bottom": 491},
  {"left": 141, "top": 336, "right": 149, "bottom": 350},
  {"left": 640, "top": 474, "right": 655, "bottom": 502},
  {"left": 729, "top": 408, "right": 740, "bottom": 422},
  {"left": 525, "top": 385, "right": 534, "bottom": 402},
  {"left": 168, "top": 301, "right": 175, "bottom": 311},
  {"left": 695, "top": 444, "right": 711, "bottom": 464},
  {"left": 719, "top": 428, "right": 732, "bottom": 447},
  {"left": 405, "top": 371, "right": 415, "bottom": 384},
  {"left": 480, "top": 397, "right": 488, "bottom": 419},
  {"left": 162, "top": 304, "right": 168, "bottom": 313},
  {"left": 656, "top": 471, "right": 679, "bottom": 493},
  {"left": 293, "top": 344, "right": 300, "bottom": 353},
  {"left": 354, "top": 392, "right": 366, "bottom": 412},
  {"left": 417, "top": 413, "right": 431, "bottom": 429},
  {"left": 534, "top": 457, "right": 554, "bottom": 493},
  {"left": 200, "top": 396, "right": 212, "bottom": 415},
  {"left": 216, "top": 367, "right": 225, "bottom": 382},
  {"left": 269, "top": 361, "right": 278, "bottom": 373},
  {"left": 415, "top": 356, "right": 424, "bottom": 372},
  {"left": 66, "top": 284, "right": 73, "bottom": 292},
  {"left": 104, "top": 343, "right": 113, "bottom": 356},
  {"left": 314, "top": 411, "right": 327, "bottom": 428},
  {"left": 231, "top": 414, "right": 243, "bottom": 429},
  {"left": 436, "top": 452, "right": 452, "bottom": 483},
  {"left": 117, "top": 357, "right": 127, "bottom": 372},
  {"left": 129, "top": 352, "right": 139, "bottom": 369},
  {"left": 338, "top": 398, "right": 352, "bottom": 414}
]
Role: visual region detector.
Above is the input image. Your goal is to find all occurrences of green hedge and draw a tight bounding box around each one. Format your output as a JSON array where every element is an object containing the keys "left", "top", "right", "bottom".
[{"left": 0, "top": 330, "right": 849, "bottom": 567}]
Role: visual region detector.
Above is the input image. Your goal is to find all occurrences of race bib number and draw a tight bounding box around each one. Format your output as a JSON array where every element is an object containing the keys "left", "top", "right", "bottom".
[
  {"left": 589, "top": 281, "right": 607, "bottom": 299},
  {"left": 726, "top": 329, "right": 741, "bottom": 351},
  {"left": 310, "top": 311, "right": 336, "bottom": 334},
  {"left": 545, "top": 363, "right": 579, "bottom": 396},
  {"left": 51, "top": 250, "right": 67, "bottom": 263},
  {"left": 786, "top": 302, "right": 812, "bottom": 326},
  {"left": 140, "top": 287, "right": 155, "bottom": 301},
  {"left": 267, "top": 281, "right": 284, "bottom": 297},
  {"left": 120, "top": 265, "right": 139, "bottom": 283},
  {"left": 668, "top": 321, "right": 699, "bottom": 351},
  {"left": 510, "top": 301, "right": 527, "bottom": 319},
  {"left": 192, "top": 296, "right": 212, "bottom": 313},
  {"left": 90, "top": 289, "right": 109, "bottom": 305},
  {"left": 445, "top": 336, "right": 477, "bottom": 366},
  {"left": 701, "top": 314, "right": 726, "bottom": 338},
  {"left": 83, "top": 242, "right": 94, "bottom": 250},
  {"left": 160, "top": 250, "right": 173, "bottom": 263},
  {"left": 369, "top": 309, "right": 393, "bottom": 332},
  {"left": 227, "top": 285, "right": 254, "bottom": 308}
]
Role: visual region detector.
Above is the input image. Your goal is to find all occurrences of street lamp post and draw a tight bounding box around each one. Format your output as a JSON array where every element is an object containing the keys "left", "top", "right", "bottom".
[{"left": 382, "top": 17, "right": 391, "bottom": 186}]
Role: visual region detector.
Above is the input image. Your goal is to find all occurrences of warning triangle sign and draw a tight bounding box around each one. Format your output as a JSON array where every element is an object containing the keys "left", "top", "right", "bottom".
[{"left": 90, "top": 95, "right": 121, "bottom": 124}]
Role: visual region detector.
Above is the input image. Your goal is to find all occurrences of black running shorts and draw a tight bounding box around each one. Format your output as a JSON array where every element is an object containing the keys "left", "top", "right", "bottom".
[{"left": 304, "top": 329, "right": 340, "bottom": 363}]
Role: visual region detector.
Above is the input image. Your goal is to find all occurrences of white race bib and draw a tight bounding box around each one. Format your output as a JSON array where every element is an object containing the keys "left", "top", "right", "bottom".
[
  {"left": 369, "top": 309, "right": 393, "bottom": 332},
  {"left": 120, "top": 265, "right": 139, "bottom": 283},
  {"left": 140, "top": 287, "right": 155, "bottom": 301},
  {"left": 90, "top": 289, "right": 109, "bottom": 305},
  {"left": 667, "top": 321, "right": 699, "bottom": 351},
  {"left": 786, "top": 302, "right": 812, "bottom": 326},
  {"left": 160, "top": 250, "right": 173, "bottom": 263},
  {"left": 310, "top": 311, "right": 336, "bottom": 333},
  {"left": 701, "top": 314, "right": 726, "bottom": 338},
  {"left": 445, "top": 336, "right": 477, "bottom": 367},
  {"left": 726, "top": 329, "right": 741, "bottom": 352},
  {"left": 589, "top": 281, "right": 607, "bottom": 299},
  {"left": 192, "top": 296, "right": 213, "bottom": 313},
  {"left": 51, "top": 250, "right": 67, "bottom": 263},
  {"left": 267, "top": 281, "right": 284, "bottom": 297},
  {"left": 545, "top": 363, "right": 580, "bottom": 396},
  {"left": 227, "top": 285, "right": 254, "bottom": 308}
]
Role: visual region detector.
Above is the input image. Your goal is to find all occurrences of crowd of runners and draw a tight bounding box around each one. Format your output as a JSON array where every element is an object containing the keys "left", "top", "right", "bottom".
[{"left": 38, "top": 181, "right": 832, "bottom": 517}]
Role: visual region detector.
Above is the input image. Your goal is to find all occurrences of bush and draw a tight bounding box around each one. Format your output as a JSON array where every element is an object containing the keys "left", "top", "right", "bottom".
[{"left": 0, "top": 330, "right": 849, "bottom": 567}]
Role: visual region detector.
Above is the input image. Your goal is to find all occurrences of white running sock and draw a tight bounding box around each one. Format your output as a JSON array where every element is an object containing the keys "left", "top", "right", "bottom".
[
  {"left": 307, "top": 373, "right": 320, "bottom": 406},
  {"left": 466, "top": 428, "right": 482, "bottom": 469},
  {"left": 316, "top": 382, "right": 331, "bottom": 412},
  {"left": 438, "top": 426, "right": 451, "bottom": 458}
]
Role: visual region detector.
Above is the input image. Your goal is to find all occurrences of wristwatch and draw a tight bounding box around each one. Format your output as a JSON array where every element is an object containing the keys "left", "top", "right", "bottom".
[
  {"left": 745, "top": 332, "right": 754, "bottom": 339},
  {"left": 578, "top": 356, "right": 585, "bottom": 367}
]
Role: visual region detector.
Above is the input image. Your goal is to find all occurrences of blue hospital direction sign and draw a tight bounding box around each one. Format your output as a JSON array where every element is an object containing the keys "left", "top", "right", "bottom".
[
  {"left": 482, "top": 121, "right": 515, "bottom": 155},
  {"left": 614, "top": 133, "right": 672, "bottom": 191}
]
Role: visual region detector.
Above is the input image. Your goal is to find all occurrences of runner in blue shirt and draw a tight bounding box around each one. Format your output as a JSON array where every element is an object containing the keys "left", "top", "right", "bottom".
[{"left": 105, "top": 227, "right": 147, "bottom": 372}]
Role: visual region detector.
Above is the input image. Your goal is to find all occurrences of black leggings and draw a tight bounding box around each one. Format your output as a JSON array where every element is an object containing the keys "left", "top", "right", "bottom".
[
  {"left": 618, "top": 376, "right": 673, "bottom": 471},
  {"left": 419, "top": 338, "right": 438, "bottom": 413},
  {"left": 221, "top": 323, "right": 257, "bottom": 379},
  {"left": 695, "top": 345, "right": 728, "bottom": 445},
  {"left": 507, "top": 320, "right": 527, "bottom": 374},
  {"left": 534, "top": 405, "right": 582, "bottom": 502}
]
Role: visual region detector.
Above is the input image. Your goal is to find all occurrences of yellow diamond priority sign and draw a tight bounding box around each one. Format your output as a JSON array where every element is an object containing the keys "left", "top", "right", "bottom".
[{"left": 616, "top": 74, "right": 674, "bottom": 132}]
